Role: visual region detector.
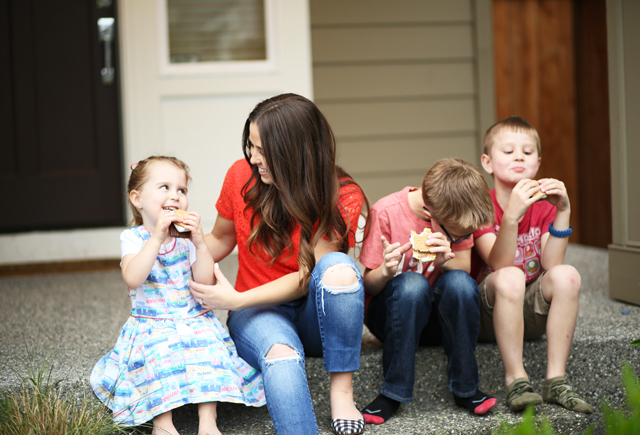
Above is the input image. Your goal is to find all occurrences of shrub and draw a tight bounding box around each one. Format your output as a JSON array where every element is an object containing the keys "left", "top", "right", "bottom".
[{"left": 601, "top": 363, "right": 640, "bottom": 435}]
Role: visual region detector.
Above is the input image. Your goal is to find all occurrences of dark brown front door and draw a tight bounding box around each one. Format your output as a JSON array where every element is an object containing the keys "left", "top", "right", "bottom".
[
  {"left": 1, "top": 0, "right": 124, "bottom": 233},
  {"left": 492, "top": 0, "right": 611, "bottom": 248}
]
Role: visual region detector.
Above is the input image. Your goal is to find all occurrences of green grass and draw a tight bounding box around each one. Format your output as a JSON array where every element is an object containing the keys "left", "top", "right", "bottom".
[{"left": 0, "top": 344, "right": 145, "bottom": 435}]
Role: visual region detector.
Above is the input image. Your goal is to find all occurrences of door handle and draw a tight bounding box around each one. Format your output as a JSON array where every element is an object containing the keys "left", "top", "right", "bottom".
[{"left": 98, "top": 17, "right": 115, "bottom": 85}]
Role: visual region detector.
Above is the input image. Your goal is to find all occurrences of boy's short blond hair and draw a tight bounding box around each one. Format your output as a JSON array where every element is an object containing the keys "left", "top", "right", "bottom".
[
  {"left": 483, "top": 116, "right": 541, "bottom": 157},
  {"left": 421, "top": 158, "right": 494, "bottom": 231}
]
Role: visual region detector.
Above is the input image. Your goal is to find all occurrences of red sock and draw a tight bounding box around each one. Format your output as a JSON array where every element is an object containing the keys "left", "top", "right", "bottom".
[
  {"left": 454, "top": 390, "right": 497, "bottom": 415},
  {"left": 361, "top": 394, "right": 400, "bottom": 424}
]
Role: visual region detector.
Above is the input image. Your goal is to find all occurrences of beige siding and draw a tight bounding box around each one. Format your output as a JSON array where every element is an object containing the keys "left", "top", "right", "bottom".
[
  {"left": 310, "top": 0, "right": 492, "bottom": 204},
  {"left": 339, "top": 137, "right": 477, "bottom": 174},
  {"left": 322, "top": 100, "right": 476, "bottom": 138},
  {"left": 339, "top": 136, "right": 478, "bottom": 200},
  {"left": 310, "top": 0, "right": 472, "bottom": 25},
  {"left": 314, "top": 63, "right": 475, "bottom": 101},
  {"left": 607, "top": 0, "right": 640, "bottom": 304},
  {"left": 312, "top": 26, "right": 474, "bottom": 63}
]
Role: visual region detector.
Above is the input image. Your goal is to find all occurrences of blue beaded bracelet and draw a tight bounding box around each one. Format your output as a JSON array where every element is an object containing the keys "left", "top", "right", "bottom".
[{"left": 548, "top": 222, "right": 572, "bottom": 238}]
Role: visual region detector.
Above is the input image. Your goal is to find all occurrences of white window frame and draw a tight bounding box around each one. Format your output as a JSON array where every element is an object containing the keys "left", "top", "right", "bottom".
[{"left": 157, "top": 0, "right": 279, "bottom": 76}]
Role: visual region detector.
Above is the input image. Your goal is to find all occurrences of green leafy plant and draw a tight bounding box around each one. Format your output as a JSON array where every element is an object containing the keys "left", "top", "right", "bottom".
[
  {"left": 490, "top": 405, "right": 593, "bottom": 435},
  {"left": 601, "top": 363, "right": 640, "bottom": 434},
  {"left": 0, "top": 343, "right": 145, "bottom": 435}
]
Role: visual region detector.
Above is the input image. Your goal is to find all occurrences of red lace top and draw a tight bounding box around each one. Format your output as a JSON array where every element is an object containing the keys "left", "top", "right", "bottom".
[{"left": 216, "top": 159, "right": 364, "bottom": 292}]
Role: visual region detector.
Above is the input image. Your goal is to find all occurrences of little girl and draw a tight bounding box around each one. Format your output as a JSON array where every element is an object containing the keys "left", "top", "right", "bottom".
[{"left": 91, "top": 156, "right": 265, "bottom": 435}]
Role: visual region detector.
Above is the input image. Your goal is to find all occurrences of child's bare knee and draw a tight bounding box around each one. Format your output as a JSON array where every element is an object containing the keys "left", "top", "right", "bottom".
[
  {"left": 495, "top": 285, "right": 525, "bottom": 303},
  {"left": 265, "top": 344, "right": 300, "bottom": 363},
  {"left": 496, "top": 266, "right": 526, "bottom": 284},
  {"left": 322, "top": 263, "right": 358, "bottom": 290},
  {"left": 492, "top": 267, "right": 526, "bottom": 302},
  {"left": 546, "top": 265, "right": 581, "bottom": 294}
]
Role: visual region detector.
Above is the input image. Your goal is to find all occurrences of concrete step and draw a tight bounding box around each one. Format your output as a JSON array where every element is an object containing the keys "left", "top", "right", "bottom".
[{"left": 0, "top": 245, "right": 638, "bottom": 434}]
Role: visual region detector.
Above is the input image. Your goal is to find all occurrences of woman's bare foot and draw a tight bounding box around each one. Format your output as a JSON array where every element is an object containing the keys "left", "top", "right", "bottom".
[
  {"left": 198, "top": 402, "right": 222, "bottom": 435},
  {"left": 330, "top": 372, "right": 363, "bottom": 421},
  {"left": 152, "top": 411, "right": 180, "bottom": 435}
]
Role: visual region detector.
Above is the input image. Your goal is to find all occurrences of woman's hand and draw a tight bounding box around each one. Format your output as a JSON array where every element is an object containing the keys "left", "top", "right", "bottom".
[{"left": 189, "top": 265, "right": 243, "bottom": 311}]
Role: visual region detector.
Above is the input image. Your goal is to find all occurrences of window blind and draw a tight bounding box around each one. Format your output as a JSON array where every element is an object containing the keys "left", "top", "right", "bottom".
[{"left": 168, "top": 0, "right": 266, "bottom": 63}]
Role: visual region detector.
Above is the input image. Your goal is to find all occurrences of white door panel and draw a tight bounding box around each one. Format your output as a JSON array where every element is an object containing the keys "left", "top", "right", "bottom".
[{"left": 120, "top": 0, "right": 313, "bottom": 231}]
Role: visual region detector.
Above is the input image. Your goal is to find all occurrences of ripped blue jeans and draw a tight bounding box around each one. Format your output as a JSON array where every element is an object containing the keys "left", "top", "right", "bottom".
[{"left": 227, "top": 252, "right": 364, "bottom": 435}]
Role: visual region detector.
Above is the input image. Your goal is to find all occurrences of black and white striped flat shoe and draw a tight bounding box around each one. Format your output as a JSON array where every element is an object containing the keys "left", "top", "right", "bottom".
[{"left": 331, "top": 417, "right": 365, "bottom": 435}]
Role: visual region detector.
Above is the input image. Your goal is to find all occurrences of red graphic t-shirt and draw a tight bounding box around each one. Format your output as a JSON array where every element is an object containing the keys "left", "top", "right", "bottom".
[
  {"left": 470, "top": 189, "right": 556, "bottom": 284},
  {"left": 216, "top": 159, "right": 365, "bottom": 292}
]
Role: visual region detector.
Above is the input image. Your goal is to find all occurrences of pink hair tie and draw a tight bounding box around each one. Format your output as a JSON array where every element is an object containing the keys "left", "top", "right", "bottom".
[{"left": 130, "top": 163, "right": 139, "bottom": 170}]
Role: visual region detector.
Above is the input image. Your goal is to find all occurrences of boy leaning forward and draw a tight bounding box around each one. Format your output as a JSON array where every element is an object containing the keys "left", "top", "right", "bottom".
[{"left": 360, "top": 158, "right": 497, "bottom": 425}]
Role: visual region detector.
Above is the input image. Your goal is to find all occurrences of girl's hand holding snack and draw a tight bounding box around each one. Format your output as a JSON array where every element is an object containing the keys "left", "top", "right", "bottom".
[
  {"left": 172, "top": 210, "right": 215, "bottom": 286},
  {"left": 174, "top": 210, "right": 207, "bottom": 248},
  {"left": 151, "top": 209, "right": 182, "bottom": 245}
]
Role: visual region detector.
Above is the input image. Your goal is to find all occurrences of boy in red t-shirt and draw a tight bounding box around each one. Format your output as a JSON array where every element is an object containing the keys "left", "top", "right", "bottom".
[
  {"left": 471, "top": 116, "right": 592, "bottom": 413},
  {"left": 360, "top": 158, "right": 496, "bottom": 424}
]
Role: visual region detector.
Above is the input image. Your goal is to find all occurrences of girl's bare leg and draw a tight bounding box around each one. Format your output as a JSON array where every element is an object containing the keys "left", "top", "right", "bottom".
[
  {"left": 153, "top": 410, "right": 180, "bottom": 435},
  {"left": 198, "top": 402, "right": 221, "bottom": 435}
]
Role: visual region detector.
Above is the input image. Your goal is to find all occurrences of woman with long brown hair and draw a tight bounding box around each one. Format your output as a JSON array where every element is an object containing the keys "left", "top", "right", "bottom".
[{"left": 190, "top": 94, "right": 369, "bottom": 435}]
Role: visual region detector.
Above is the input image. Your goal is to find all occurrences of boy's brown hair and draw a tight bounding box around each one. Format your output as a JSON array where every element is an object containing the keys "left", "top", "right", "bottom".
[
  {"left": 127, "top": 155, "right": 191, "bottom": 226},
  {"left": 421, "top": 158, "right": 494, "bottom": 231},
  {"left": 483, "top": 116, "right": 541, "bottom": 157}
]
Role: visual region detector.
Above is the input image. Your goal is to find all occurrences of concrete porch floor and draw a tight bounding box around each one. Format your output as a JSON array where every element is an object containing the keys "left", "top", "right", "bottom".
[{"left": 1, "top": 244, "right": 639, "bottom": 434}]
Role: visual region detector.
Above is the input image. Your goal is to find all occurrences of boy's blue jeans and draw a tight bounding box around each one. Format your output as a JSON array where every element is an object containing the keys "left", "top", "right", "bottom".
[
  {"left": 366, "top": 270, "right": 481, "bottom": 402},
  {"left": 227, "top": 252, "right": 364, "bottom": 435}
]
